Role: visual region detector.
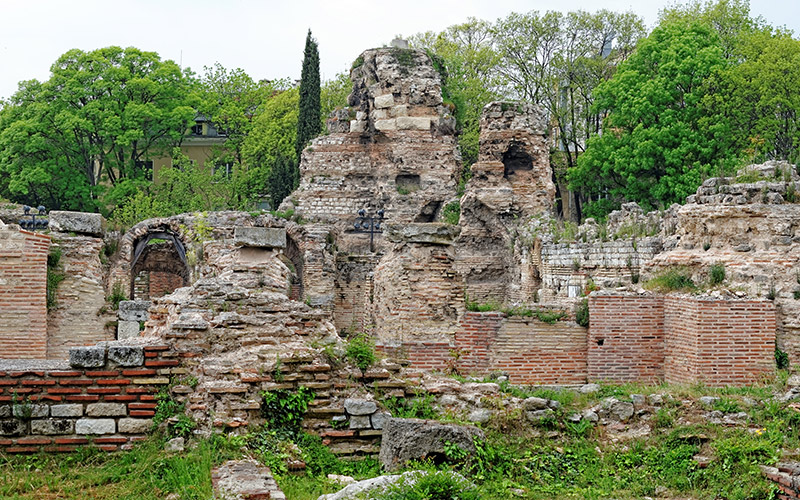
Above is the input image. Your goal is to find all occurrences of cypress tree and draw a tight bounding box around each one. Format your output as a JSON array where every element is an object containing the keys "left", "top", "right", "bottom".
[
  {"left": 267, "top": 154, "right": 298, "bottom": 210},
  {"left": 296, "top": 29, "right": 321, "bottom": 160}
]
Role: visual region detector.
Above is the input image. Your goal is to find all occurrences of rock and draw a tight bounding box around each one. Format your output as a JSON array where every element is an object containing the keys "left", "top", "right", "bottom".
[
  {"left": 579, "top": 383, "right": 601, "bottom": 394},
  {"left": 69, "top": 346, "right": 106, "bottom": 368},
  {"left": 318, "top": 470, "right": 471, "bottom": 500},
  {"left": 30, "top": 419, "right": 74, "bottom": 435},
  {"left": 522, "top": 397, "right": 549, "bottom": 411},
  {"left": 349, "top": 415, "right": 371, "bottom": 430},
  {"left": 327, "top": 474, "right": 356, "bottom": 486},
  {"left": 234, "top": 227, "right": 287, "bottom": 248},
  {"left": 165, "top": 437, "right": 185, "bottom": 453},
  {"left": 118, "top": 418, "right": 153, "bottom": 434},
  {"left": 212, "top": 459, "right": 285, "bottom": 500},
  {"left": 601, "top": 398, "right": 635, "bottom": 422},
  {"left": 173, "top": 312, "right": 209, "bottom": 330},
  {"left": 524, "top": 408, "right": 555, "bottom": 424},
  {"left": 467, "top": 409, "right": 492, "bottom": 424},
  {"left": 631, "top": 394, "right": 646, "bottom": 407},
  {"left": 50, "top": 404, "right": 83, "bottom": 417},
  {"left": 344, "top": 398, "right": 377, "bottom": 416},
  {"left": 699, "top": 396, "right": 720, "bottom": 407},
  {"left": 0, "top": 405, "right": 9, "bottom": 418},
  {"left": 117, "top": 300, "right": 151, "bottom": 322},
  {"left": 107, "top": 346, "right": 144, "bottom": 366},
  {"left": 583, "top": 410, "right": 599, "bottom": 423},
  {"left": 49, "top": 211, "right": 106, "bottom": 236},
  {"left": 371, "top": 411, "right": 391, "bottom": 430},
  {"left": 0, "top": 419, "right": 26, "bottom": 436},
  {"left": 567, "top": 413, "right": 582, "bottom": 423},
  {"left": 787, "top": 375, "right": 800, "bottom": 387},
  {"left": 378, "top": 418, "right": 484, "bottom": 471},
  {"left": 384, "top": 223, "right": 461, "bottom": 245},
  {"left": 647, "top": 393, "right": 664, "bottom": 406}
]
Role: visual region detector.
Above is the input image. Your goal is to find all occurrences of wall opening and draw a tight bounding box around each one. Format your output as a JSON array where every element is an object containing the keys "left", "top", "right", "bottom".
[
  {"left": 130, "top": 232, "right": 190, "bottom": 300},
  {"left": 395, "top": 174, "right": 421, "bottom": 193},
  {"left": 502, "top": 143, "right": 533, "bottom": 179},
  {"left": 414, "top": 200, "right": 442, "bottom": 222},
  {"left": 284, "top": 236, "right": 305, "bottom": 301}
]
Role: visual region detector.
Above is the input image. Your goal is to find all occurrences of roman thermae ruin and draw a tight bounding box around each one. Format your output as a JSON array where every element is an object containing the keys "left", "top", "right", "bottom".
[{"left": 0, "top": 45, "right": 792, "bottom": 459}]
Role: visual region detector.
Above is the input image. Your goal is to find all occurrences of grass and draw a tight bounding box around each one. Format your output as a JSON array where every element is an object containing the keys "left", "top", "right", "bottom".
[{"left": 644, "top": 267, "right": 697, "bottom": 293}]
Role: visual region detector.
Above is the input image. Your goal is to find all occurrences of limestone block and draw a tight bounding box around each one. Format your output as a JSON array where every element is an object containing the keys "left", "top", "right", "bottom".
[
  {"left": 69, "top": 346, "right": 105, "bottom": 368},
  {"left": 350, "top": 120, "right": 367, "bottom": 133},
  {"left": 86, "top": 403, "right": 127, "bottom": 417},
  {"left": 75, "top": 418, "right": 116, "bottom": 434},
  {"left": 13, "top": 404, "right": 48, "bottom": 418},
  {"left": 0, "top": 419, "right": 25, "bottom": 436},
  {"left": 51, "top": 404, "right": 83, "bottom": 417},
  {"left": 391, "top": 105, "right": 408, "bottom": 117},
  {"left": 370, "top": 411, "right": 391, "bottom": 430},
  {"left": 234, "top": 227, "right": 286, "bottom": 248},
  {"left": 372, "top": 109, "right": 388, "bottom": 120},
  {"left": 49, "top": 211, "right": 106, "bottom": 236},
  {"left": 31, "top": 419, "right": 74, "bottom": 435},
  {"left": 117, "top": 320, "right": 141, "bottom": 340},
  {"left": 344, "top": 399, "right": 377, "bottom": 416},
  {"left": 356, "top": 111, "right": 367, "bottom": 121},
  {"left": 173, "top": 312, "right": 209, "bottom": 330},
  {"left": 108, "top": 346, "right": 144, "bottom": 367},
  {"left": 374, "top": 119, "right": 397, "bottom": 131},
  {"left": 396, "top": 116, "right": 431, "bottom": 131},
  {"left": 379, "top": 418, "right": 484, "bottom": 471},
  {"left": 118, "top": 418, "right": 153, "bottom": 434},
  {"left": 118, "top": 300, "right": 151, "bottom": 322},
  {"left": 349, "top": 415, "right": 372, "bottom": 430},
  {"left": 374, "top": 94, "right": 394, "bottom": 109}
]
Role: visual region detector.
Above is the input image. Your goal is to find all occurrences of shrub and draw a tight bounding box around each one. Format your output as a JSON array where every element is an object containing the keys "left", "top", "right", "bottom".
[
  {"left": 575, "top": 299, "right": 589, "bottom": 328},
  {"left": 107, "top": 281, "right": 127, "bottom": 310},
  {"left": 709, "top": 263, "right": 726, "bottom": 285},
  {"left": 373, "top": 470, "right": 480, "bottom": 500},
  {"left": 346, "top": 333, "right": 376, "bottom": 373},
  {"left": 260, "top": 387, "right": 315, "bottom": 433},
  {"left": 385, "top": 392, "right": 437, "bottom": 420},
  {"left": 776, "top": 347, "right": 790, "bottom": 370},
  {"left": 46, "top": 247, "right": 65, "bottom": 310},
  {"left": 442, "top": 201, "right": 460, "bottom": 225}
]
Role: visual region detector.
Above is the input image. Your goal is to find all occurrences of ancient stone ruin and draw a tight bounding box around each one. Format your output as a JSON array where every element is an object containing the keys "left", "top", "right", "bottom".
[{"left": 0, "top": 45, "right": 791, "bottom": 454}]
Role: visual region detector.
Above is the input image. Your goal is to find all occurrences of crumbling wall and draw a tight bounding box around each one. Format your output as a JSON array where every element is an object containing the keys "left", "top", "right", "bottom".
[{"left": 334, "top": 254, "right": 379, "bottom": 333}]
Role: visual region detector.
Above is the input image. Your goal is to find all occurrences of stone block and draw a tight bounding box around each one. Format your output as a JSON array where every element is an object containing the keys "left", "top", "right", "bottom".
[
  {"left": 117, "top": 320, "right": 141, "bottom": 340},
  {"left": 384, "top": 223, "right": 461, "bottom": 245},
  {"left": 0, "top": 419, "right": 25, "bottom": 436},
  {"left": 118, "top": 300, "right": 151, "bottom": 322},
  {"left": 371, "top": 411, "right": 391, "bottom": 430},
  {"left": 75, "top": 418, "right": 116, "bottom": 435},
  {"left": 374, "top": 119, "right": 397, "bottom": 131},
  {"left": 374, "top": 94, "right": 394, "bottom": 109},
  {"left": 173, "top": 312, "right": 209, "bottom": 330},
  {"left": 391, "top": 105, "right": 408, "bottom": 117},
  {"left": 0, "top": 405, "right": 9, "bottom": 418},
  {"left": 108, "top": 346, "right": 144, "bottom": 367},
  {"left": 31, "top": 419, "right": 74, "bottom": 435},
  {"left": 350, "top": 120, "right": 367, "bottom": 133},
  {"left": 49, "top": 211, "right": 106, "bottom": 236},
  {"left": 234, "top": 227, "right": 286, "bottom": 248},
  {"left": 344, "top": 399, "right": 377, "bottom": 416},
  {"left": 86, "top": 403, "right": 126, "bottom": 417},
  {"left": 118, "top": 418, "right": 153, "bottom": 434},
  {"left": 396, "top": 116, "right": 431, "bottom": 131},
  {"left": 13, "top": 404, "right": 48, "bottom": 418},
  {"left": 51, "top": 404, "right": 83, "bottom": 417},
  {"left": 349, "top": 415, "right": 371, "bottom": 430},
  {"left": 69, "top": 346, "right": 105, "bottom": 368},
  {"left": 379, "top": 418, "right": 484, "bottom": 471}
]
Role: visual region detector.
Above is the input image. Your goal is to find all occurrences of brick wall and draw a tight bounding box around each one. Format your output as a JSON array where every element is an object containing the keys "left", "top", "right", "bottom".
[
  {"left": 148, "top": 272, "right": 185, "bottom": 298},
  {"left": 0, "top": 343, "right": 179, "bottom": 453},
  {"left": 589, "top": 294, "right": 775, "bottom": 387},
  {"left": 0, "top": 228, "right": 50, "bottom": 359},
  {"left": 334, "top": 255, "right": 378, "bottom": 333},
  {"left": 588, "top": 295, "right": 665, "bottom": 383}
]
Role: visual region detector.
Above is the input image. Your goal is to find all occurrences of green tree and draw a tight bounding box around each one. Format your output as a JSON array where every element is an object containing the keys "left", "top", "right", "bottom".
[
  {"left": 296, "top": 30, "right": 321, "bottom": 159},
  {"left": 320, "top": 72, "right": 351, "bottom": 132},
  {"left": 569, "top": 20, "right": 731, "bottom": 212},
  {"left": 0, "top": 46, "right": 195, "bottom": 211},
  {"left": 266, "top": 154, "right": 298, "bottom": 209}
]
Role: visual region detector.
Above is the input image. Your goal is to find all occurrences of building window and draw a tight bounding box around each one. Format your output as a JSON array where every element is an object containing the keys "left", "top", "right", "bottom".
[
  {"left": 213, "top": 163, "right": 233, "bottom": 179},
  {"left": 191, "top": 122, "right": 204, "bottom": 136}
]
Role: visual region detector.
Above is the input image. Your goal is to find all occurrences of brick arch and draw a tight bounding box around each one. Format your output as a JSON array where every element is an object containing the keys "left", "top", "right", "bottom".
[{"left": 131, "top": 243, "right": 190, "bottom": 299}]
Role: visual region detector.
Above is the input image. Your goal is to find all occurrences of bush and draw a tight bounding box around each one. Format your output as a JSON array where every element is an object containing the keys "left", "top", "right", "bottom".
[
  {"left": 442, "top": 201, "right": 460, "bottom": 225},
  {"left": 709, "top": 263, "right": 725, "bottom": 285},
  {"left": 776, "top": 347, "right": 790, "bottom": 370},
  {"left": 260, "top": 387, "right": 315, "bottom": 433},
  {"left": 346, "top": 333, "right": 377, "bottom": 373},
  {"left": 371, "top": 470, "right": 480, "bottom": 500}
]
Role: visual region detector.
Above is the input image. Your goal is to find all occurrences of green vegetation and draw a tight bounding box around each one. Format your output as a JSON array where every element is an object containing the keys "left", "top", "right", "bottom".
[
  {"left": 106, "top": 282, "right": 126, "bottom": 310},
  {"left": 296, "top": 30, "right": 321, "bottom": 160},
  {"left": 259, "top": 387, "right": 315, "bottom": 434},
  {"left": 465, "top": 297, "right": 566, "bottom": 324},
  {"left": 644, "top": 267, "right": 698, "bottom": 293},
  {"left": 385, "top": 392, "right": 437, "bottom": 420},
  {"left": 345, "top": 332, "right": 377, "bottom": 373},
  {"left": 441, "top": 201, "right": 460, "bottom": 225},
  {"left": 574, "top": 298, "right": 589, "bottom": 328},
  {"left": 46, "top": 246, "right": 65, "bottom": 310},
  {"left": 709, "top": 263, "right": 726, "bottom": 285}
]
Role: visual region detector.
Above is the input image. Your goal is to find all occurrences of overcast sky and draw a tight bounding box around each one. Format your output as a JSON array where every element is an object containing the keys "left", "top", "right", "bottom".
[{"left": 1, "top": 0, "right": 798, "bottom": 101}]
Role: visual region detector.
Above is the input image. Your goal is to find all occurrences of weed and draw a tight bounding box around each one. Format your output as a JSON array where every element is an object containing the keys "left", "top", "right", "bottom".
[
  {"left": 107, "top": 281, "right": 127, "bottom": 310},
  {"left": 385, "top": 392, "right": 437, "bottom": 420},
  {"left": 776, "top": 347, "right": 790, "bottom": 369},
  {"left": 565, "top": 419, "right": 594, "bottom": 438},
  {"left": 442, "top": 201, "right": 460, "bottom": 225},
  {"left": 46, "top": 247, "right": 66, "bottom": 310},
  {"left": 575, "top": 299, "right": 589, "bottom": 328},
  {"left": 396, "top": 186, "right": 410, "bottom": 196},
  {"left": 260, "top": 387, "right": 315, "bottom": 434},
  {"left": 767, "top": 284, "right": 777, "bottom": 300},
  {"left": 709, "top": 263, "right": 726, "bottom": 285},
  {"left": 703, "top": 241, "right": 711, "bottom": 251},
  {"left": 712, "top": 397, "right": 741, "bottom": 413},
  {"left": 273, "top": 355, "right": 285, "bottom": 382},
  {"left": 345, "top": 332, "right": 376, "bottom": 373},
  {"left": 794, "top": 289, "right": 800, "bottom": 300},
  {"left": 644, "top": 267, "right": 697, "bottom": 293},
  {"left": 653, "top": 407, "right": 674, "bottom": 429}
]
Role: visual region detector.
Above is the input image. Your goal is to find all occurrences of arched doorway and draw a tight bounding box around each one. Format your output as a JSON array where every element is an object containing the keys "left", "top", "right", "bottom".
[{"left": 130, "top": 231, "right": 190, "bottom": 300}]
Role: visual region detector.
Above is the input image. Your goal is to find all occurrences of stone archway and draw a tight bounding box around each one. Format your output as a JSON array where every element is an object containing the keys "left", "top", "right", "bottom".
[{"left": 130, "top": 236, "right": 190, "bottom": 299}]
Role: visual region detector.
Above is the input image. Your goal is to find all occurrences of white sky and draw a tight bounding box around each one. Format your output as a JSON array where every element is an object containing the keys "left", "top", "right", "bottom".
[{"left": 1, "top": 0, "right": 798, "bottom": 101}]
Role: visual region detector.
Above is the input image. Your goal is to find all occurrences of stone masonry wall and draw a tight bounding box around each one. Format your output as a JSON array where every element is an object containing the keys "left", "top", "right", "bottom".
[
  {"left": 0, "top": 226, "right": 50, "bottom": 359},
  {"left": 47, "top": 235, "right": 114, "bottom": 359},
  {"left": 0, "top": 342, "right": 176, "bottom": 453},
  {"left": 334, "top": 254, "right": 379, "bottom": 333}
]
